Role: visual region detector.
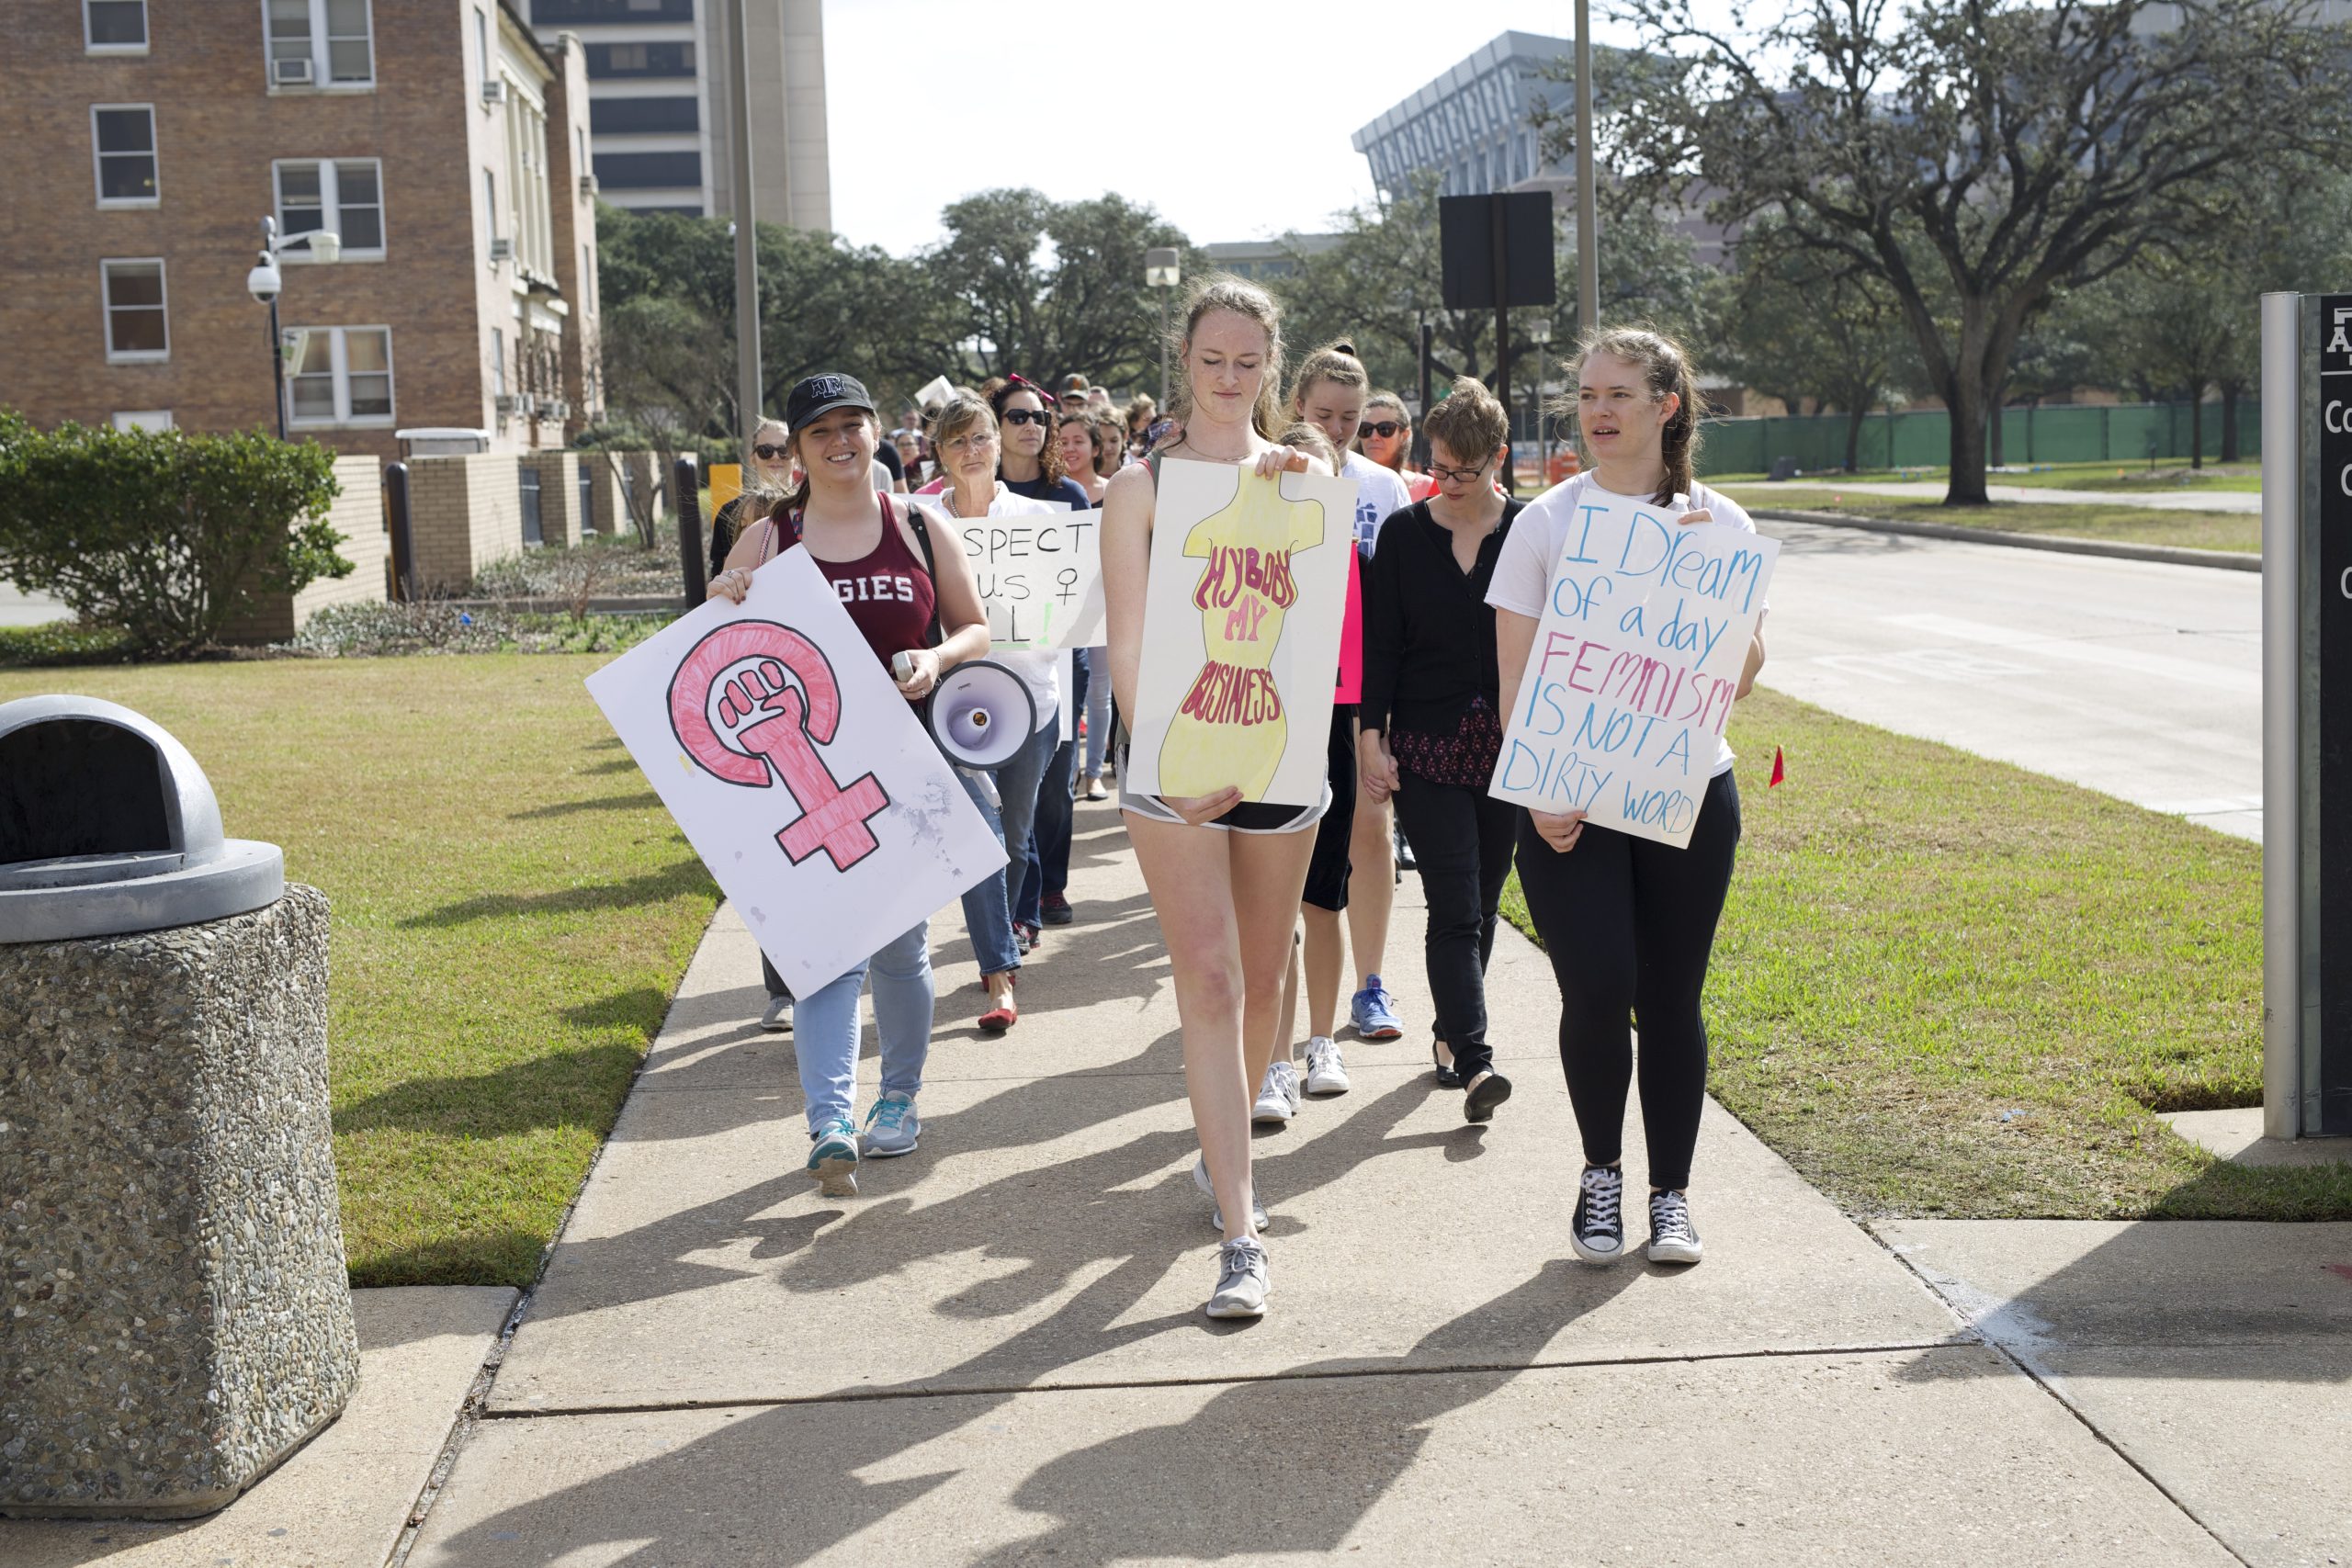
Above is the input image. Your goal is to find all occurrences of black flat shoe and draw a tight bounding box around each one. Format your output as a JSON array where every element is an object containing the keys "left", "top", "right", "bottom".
[
  {"left": 1431, "top": 1036, "right": 1464, "bottom": 1089},
  {"left": 1464, "top": 1071, "right": 1512, "bottom": 1122}
]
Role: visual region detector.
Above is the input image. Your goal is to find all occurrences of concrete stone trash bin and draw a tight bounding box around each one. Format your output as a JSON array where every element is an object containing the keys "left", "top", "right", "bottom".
[{"left": 0, "top": 695, "right": 359, "bottom": 1518}]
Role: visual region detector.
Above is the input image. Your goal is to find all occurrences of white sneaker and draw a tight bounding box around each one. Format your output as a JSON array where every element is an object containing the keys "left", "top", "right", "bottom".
[
  {"left": 1302, "top": 1035, "right": 1350, "bottom": 1096},
  {"left": 1205, "top": 1235, "right": 1271, "bottom": 1318},
  {"left": 1251, "top": 1061, "right": 1302, "bottom": 1124},
  {"left": 1193, "top": 1155, "right": 1267, "bottom": 1233}
]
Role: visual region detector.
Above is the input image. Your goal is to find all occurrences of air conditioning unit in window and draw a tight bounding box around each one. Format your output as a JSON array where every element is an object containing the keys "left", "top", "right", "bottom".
[
  {"left": 273, "top": 56, "right": 314, "bottom": 85},
  {"left": 481, "top": 78, "right": 508, "bottom": 106},
  {"left": 493, "top": 393, "right": 517, "bottom": 417},
  {"left": 517, "top": 394, "right": 538, "bottom": 418},
  {"left": 548, "top": 400, "right": 570, "bottom": 421},
  {"left": 489, "top": 237, "right": 514, "bottom": 262},
  {"left": 578, "top": 174, "right": 598, "bottom": 197}
]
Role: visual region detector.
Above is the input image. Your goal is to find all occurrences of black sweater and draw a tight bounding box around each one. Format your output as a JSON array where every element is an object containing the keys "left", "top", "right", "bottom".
[{"left": 1360, "top": 497, "right": 1525, "bottom": 739}]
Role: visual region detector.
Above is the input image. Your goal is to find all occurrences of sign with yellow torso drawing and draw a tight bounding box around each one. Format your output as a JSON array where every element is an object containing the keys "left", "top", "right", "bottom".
[{"left": 1124, "top": 457, "right": 1355, "bottom": 807}]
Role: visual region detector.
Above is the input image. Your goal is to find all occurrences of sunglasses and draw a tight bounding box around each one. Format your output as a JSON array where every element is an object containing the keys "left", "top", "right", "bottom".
[
  {"left": 1358, "top": 421, "right": 1405, "bottom": 440},
  {"left": 1428, "top": 457, "right": 1492, "bottom": 484},
  {"left": 1001, "top": 408, "right": 1053, "bottom": 427},
  {"left": 752, "top": 443, "right": 790, "bottom": 460}
]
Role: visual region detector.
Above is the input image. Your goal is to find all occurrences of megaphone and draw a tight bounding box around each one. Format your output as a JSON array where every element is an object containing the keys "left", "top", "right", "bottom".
[{"left": 922, "top": 659, "right": 1036, "bottom": 770}]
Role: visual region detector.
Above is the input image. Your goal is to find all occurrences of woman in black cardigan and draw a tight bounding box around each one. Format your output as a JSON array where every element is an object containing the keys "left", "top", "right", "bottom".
[{"left": 1357, "top": 377, "right": 1525, "bottom": 1123}]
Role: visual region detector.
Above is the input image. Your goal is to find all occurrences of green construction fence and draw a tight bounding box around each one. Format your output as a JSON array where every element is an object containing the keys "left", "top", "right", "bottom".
[{"left": 1689, "top": 399, "right": 2260, "bottom": 477}]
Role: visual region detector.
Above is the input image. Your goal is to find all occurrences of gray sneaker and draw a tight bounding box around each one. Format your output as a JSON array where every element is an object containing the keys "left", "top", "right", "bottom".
[
  {"left": 761, "top": 995, "right": 793, "bottom": 1032},
  {"left": 1193, "top": 1155, "right": 1267, "bottom": 1233},
  {"left": 806, "top": 1117, "right": 859, "bottom": 1197},
  {"left": 1204, "top": 1235, "right": 1271, "bottom": 1319},
  {"left": 1251, "top": 1060, "right": 1302, "bottom": 1124},
  {"left": 861, "top": 1091, "right": 921, "bottom": 1157}
]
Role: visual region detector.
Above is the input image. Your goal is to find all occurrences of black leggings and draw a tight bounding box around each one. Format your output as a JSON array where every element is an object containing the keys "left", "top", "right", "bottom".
[
  {"left": 1391, "top": 773, "right": 1517, "bottom": 1078},
  {"left": 1513, "top": 769, "right": 1740, "bottom": 1191}
]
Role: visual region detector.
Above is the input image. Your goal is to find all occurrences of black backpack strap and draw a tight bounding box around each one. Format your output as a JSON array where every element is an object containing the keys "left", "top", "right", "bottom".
[{"left": 891, "top": 491, "right": 945, "bottom": 650}]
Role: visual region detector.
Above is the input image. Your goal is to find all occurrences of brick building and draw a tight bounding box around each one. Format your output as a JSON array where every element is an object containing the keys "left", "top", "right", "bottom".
[{"left": 0, "top": 0, "right": 605, "bottom": 463}]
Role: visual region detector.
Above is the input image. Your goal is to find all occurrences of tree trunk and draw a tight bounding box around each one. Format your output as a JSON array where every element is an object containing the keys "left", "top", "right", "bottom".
[
  {"left": 1845, "top": 404, "right": 1866, "bottom": 472},
  {"left": 2218, "top": 379, "right": 2242, "bottom": 463},
  {"left": 2189, "top": 383, "right": 2206, "bottom": 470},
  {"left": 1947, "top": 379, "right": 1990, "bottom": 504}
]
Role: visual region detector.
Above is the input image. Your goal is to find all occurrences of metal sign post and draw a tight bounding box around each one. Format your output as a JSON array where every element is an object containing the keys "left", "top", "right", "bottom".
[{"left": 2261, "top": 290, "right": 2352, "bottom": 1140}]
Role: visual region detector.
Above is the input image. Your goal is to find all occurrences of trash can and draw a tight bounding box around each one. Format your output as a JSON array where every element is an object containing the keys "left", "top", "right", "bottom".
[{"left": 0, "top": 695, "right": 358, "bottom": 1518}]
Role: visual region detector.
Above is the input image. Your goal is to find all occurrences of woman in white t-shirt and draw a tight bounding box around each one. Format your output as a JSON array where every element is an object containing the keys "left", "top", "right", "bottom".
[
  {"left": 910, "top": 393, "right": 1063, "bottom": 1033},
  {"left": 1485, "top": 326, "right": 1768, "bottom": 1272}
]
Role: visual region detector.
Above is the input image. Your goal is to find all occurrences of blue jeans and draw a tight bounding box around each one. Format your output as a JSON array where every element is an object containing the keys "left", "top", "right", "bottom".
[
  {"left": 1082, "top": 646, "right": 1112, "bottom": 776},
  {"left": 956, "top": 708, "right": 1058, "bottom": 974},
  {"left": 793, "top": 919, "right": 933, "bottom": 1135}
]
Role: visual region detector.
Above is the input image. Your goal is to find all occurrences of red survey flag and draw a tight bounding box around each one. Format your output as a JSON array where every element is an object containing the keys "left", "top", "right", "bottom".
[{"left": 1770, "top": 745, "right": 1786, "bottom": 787}]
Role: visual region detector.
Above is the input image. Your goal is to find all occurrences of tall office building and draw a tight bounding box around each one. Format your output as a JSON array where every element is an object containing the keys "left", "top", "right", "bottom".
[
  {"left": 1351, "top": 31, "right": 1577, "bottom": 199},
  {"left": 528, "top": 0, "right": 829, "bottom": 230}
]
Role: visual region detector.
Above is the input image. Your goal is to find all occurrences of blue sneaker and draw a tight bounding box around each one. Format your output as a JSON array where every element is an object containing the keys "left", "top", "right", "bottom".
[
  {"left": 806, "top": 1116, "right": 859, "bottom": 1196},
  {"left": 861, "top": 1091, "right": 921, "bottom": 1158},
  {"left": 1350, "top": 976, "right": 1404, "bottom": 1041}
]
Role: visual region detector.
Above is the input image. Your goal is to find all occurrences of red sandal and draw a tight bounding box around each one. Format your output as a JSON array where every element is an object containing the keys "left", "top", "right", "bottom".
[{"left": 978, "top": 971, "right": 1019, "bottom": 1033}]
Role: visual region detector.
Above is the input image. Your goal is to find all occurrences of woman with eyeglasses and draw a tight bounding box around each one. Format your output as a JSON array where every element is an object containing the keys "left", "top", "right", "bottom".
[
  {"left": 915, "top": 392, "right": 1066, "bottom": 1033},
  {"left": 1358, "top": 393, "right": 1436, "bottom": 503},
  {"left": 1102, "top": 274, "right": 1329, "bottom": 1319},
  {"left": 1358, "top": 377, "right": 1525, "bottom": 1122},
  {"left": 707, "top": 373, "right": 993, "bottom": 1197}
]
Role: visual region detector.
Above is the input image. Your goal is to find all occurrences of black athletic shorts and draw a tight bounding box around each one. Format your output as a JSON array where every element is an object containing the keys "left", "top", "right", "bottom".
[{"left": 1302, "top": 705, "right": 1360, "bottom": 912}]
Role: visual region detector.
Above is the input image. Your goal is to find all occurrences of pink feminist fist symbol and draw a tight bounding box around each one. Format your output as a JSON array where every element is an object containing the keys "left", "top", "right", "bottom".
[{"left": 668, "top": 621, "right": 890, "bottom": 872}]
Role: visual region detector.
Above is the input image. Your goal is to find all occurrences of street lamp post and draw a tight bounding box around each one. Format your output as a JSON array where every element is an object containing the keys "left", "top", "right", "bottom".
[
  {"left": 1145, "top": 247, "right": 1181, "bottom": 412},
  {"left": 245, "top": 217, "right": 340, "bottom": 441},
  {"left": 1525, "top": 317, "right": 1552, "bottom": 487}
]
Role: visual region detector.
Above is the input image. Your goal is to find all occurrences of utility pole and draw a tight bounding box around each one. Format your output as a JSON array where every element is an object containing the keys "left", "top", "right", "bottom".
[
  {"left": 724, "top": 0, "right": 761, "bottom": 435},
  {"left": 1575, "top": 0, "right": 1599, "bottom": 340}
]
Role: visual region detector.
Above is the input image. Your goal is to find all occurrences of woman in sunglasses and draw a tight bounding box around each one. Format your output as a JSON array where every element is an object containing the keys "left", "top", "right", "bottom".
[
  {"left": 1358, "top": 393, "right": 1436, "bottom": 503},
  {"left": 1358, "top": 377, "right": 1524, "bottom": 1122},
  {"left": 709, "top": 417, "right": 793, "bottom": 586}
]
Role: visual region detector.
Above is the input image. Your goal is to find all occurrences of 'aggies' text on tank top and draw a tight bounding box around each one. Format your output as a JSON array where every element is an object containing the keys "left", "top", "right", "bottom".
[{"left": 763, "top": 492, "right": 937, "bottom": 671}]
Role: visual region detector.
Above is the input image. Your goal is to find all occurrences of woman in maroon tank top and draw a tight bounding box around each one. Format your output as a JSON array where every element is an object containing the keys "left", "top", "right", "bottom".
[{"left": 709, "top": 373, "right": 990, "bottom": 1199}]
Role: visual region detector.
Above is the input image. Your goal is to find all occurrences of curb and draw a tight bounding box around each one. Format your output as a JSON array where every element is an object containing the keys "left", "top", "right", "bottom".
[{"left": 1746, "top": 506, "right": 2259, "bottom": 573}]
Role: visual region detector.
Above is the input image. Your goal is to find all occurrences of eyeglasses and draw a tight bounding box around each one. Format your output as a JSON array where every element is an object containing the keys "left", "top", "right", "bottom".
[
  {"left": 752, "top": 443, "right": 790, "bottom": 460},
  {"left": 1358, "top": 421, "right": 1404, "bottom": 440},
  {"left": 1001, "top": 408, "right": 1053, "bottom": 427},
  {"left": 1428, "top": 456, "right": 1493, "bottom": 485},
  {"left": 944, "top": 432, "right": 996, "bottom": 454}
]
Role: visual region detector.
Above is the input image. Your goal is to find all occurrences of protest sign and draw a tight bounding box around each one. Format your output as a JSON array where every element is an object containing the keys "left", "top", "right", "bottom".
[
  {"left": 914, "top": 491, "right": 1102, "bottom": 649},
  {"left": 1123, "top": 457, "right": 1354, "bottom": 806},
  {"left": 1336, "top": 547, "right": 1363, "bottom": 704},
  {"left": 585, "top": 547, "right": 1005, "bottom": 994},
  {"left": 708, "top": 463, "right": 742, "bottom": 524},
  {"left": 1490, "top": 492, "right": 1779, "bottom": 848}
]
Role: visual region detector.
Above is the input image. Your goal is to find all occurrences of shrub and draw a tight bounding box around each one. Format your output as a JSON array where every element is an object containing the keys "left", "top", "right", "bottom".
[{"left": 0, "top": 411, "right": 354, "bottom": 657}]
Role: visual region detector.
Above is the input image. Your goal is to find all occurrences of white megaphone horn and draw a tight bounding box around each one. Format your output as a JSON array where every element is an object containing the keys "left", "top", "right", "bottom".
[{"left": 921, "top": 659, "right": 1036, "bottom": 770}]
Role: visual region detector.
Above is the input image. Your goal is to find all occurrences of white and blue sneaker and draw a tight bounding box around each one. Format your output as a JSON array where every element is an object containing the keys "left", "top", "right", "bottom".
[
  {"left": 861, "top": 1091, "right": 921, "bottom": 1158},
  {"left": 1350, "top": 978, "right": 1404, "bottom": 1041},
  {"left": 806, "top": 1116, "right": 860, "bottom": 1196}
]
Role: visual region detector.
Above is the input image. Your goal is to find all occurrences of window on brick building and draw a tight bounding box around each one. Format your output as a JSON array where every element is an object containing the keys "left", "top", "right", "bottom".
[
  {"left": 85, "top": 0, "right": 147, "bottom": 52},
  {"left": 113, "top": 411, "right": 173, "bottom": 432},
  {"left": 100, "top": 259, "right": 168, "bottom": 362},
  {"left": 274, "top": 159, "right": 385, "bottom": 257},
  {"left": 266, "top": 0, "right": 374, "bottom": 88},
  {"left": 91, "top": 106, "right": 158, "bottom": 206},
  {"left": 288, "top": 326, "right": 394, "bottom": 425}
]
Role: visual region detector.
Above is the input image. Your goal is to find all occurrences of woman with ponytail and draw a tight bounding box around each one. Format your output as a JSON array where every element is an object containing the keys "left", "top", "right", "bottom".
[{"left": 1486, "top": 326, "right": 1767, "bottom": 1269}]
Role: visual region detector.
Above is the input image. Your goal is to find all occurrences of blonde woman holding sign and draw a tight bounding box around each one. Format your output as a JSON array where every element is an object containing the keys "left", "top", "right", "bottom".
[
  {"left": 1102, "top": 276, "right": 1328, "bottom": 1320},
  {"left": 1487, "top": 327, "right": 1767, "bottom": 1269}
]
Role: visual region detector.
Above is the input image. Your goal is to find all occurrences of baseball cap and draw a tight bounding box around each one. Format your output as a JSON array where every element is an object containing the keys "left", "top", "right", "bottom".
[{"left": 784, "top": 373, "right": 875, "bottom": 435}]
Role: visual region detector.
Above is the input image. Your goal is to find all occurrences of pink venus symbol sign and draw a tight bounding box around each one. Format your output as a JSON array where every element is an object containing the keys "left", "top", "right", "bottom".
[{"left": 668, "top": 621, "right": 890, "bottom": 872}]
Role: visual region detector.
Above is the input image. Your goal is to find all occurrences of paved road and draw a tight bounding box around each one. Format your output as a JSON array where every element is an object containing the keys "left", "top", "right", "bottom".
[
  {"left": 1755, "top": 519, "right": 2262, "bottom": 840},
  {"left": 0, "top": 582, "right": 70, "bottom": 627},
  {"left": 1761, "top": 479, "right": 2261, "bottom": 513}
]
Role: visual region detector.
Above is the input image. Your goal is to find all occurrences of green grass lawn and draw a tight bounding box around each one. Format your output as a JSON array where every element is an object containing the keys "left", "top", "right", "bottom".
[
  {"left": 1719, "top": 486, "right": 2258, "bottom": 554},
  {"left": 0, "top": 657, "right": 719, "bottom": 1286},
  {"left": 1502, "top": 689, "right": 2349, "bottom": 1221},
  {"left": 1705, "top": 459, "right": 2261, "bottom": 493}
]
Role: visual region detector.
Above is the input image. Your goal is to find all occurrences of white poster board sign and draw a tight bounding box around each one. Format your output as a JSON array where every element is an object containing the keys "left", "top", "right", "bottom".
[
  {"left": 914, "top": 491, "right": 1102, "bottom": 649},
  {"left": 585, "top": 547, "right": 1006, "bottom": 995},
  {"left": 1122, "top": 457, "right": 1354, "bottom": 807},
  {"left": 1490, "top": 493, "right": 1779, "bottom": 848}
]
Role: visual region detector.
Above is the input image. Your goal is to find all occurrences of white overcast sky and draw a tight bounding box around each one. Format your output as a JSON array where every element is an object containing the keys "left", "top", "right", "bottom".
[{"left": 819, "top": 0, "right": 1714, "bottom": 256}]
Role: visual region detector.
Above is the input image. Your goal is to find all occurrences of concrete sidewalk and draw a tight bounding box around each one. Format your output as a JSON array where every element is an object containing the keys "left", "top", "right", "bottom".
[{"left": 391, "top": 807, "right": 2328, "bottom": 1566}]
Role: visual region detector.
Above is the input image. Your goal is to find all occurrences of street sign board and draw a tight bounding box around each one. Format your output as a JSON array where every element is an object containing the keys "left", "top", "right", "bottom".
[
  {"left": 1438, "top": 192, "right": 1557, "bottom": 310},
  {"left": 2311, "top": 297, "right": 2352, "bottom": 1133}
]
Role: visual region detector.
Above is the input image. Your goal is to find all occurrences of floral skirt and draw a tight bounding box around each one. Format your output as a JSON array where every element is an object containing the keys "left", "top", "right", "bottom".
[{"left": 1390, "top": 698, "right": 1503, "bottom": 789}]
